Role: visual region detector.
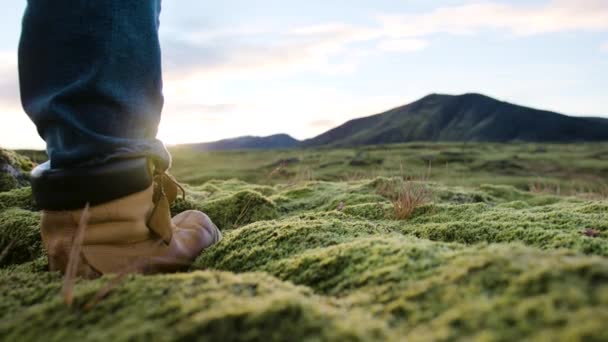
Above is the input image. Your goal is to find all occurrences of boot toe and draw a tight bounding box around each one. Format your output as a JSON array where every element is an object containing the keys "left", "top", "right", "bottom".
[{"left": 172, "top": 210, "right": 222, "bottom": 249}]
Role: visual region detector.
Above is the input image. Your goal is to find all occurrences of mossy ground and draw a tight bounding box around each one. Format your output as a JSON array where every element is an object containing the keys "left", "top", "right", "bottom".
[
  {"left": 0, "top": 148, "right": 35, "bottom": 192},
  {"left": 1, "top": 145, "right": 608, "bottom": 341}
]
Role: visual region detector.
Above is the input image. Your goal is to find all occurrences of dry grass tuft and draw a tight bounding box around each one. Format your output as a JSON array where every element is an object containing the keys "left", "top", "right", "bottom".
[
  {"left": 0, "top": 240, "right": 14, "bottom": 264},
  {"left": 287, "top": 167, "right": 314, "bottom": 186},
  {"left": 379, "top": 180, "right": 432, "bottom": 220},
  {"left": 62, "top": 203, "right": 90, "bottom": 307},
  {"left": 529, "top": 181, "right": 561, "bottom": 196},
  {"left": 530, "top": 179, "right": 608, "bottom": 199}
]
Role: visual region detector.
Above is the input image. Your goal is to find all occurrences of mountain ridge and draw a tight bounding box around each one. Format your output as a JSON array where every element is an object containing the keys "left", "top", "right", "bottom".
[
  {"left": 183, "top": 93, "right": 608, "bottom": 150},
  {"left": 303, "top": 93, "right": 608, "bottom": 146},
  {"left": 183, "top": 133, "right": 300, "bottom": 151}
]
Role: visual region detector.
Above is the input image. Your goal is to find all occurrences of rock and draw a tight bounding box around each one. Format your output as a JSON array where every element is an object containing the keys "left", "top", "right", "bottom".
[{"left": 0, "top": 149, "right": 35, "bottom": 192}]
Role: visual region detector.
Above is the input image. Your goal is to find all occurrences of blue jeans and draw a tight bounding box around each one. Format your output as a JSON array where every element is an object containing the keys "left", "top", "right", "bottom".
[{"left": 19, "top": 0, "right": 171, "bottom": 171}]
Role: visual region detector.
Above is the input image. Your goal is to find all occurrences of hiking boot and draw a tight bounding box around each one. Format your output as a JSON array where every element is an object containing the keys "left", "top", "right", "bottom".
[{"left": 31, "top": 158, "right": 222, "bottom": 278}]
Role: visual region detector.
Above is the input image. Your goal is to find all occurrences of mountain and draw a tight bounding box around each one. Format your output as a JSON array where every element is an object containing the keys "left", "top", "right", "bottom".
[
  {"left": 180, "top": 93, "right": 608, "bottom": 151},
  {"left": 186, "top": 134, "right": 300, "bottom": 151},
  {"left": 581, "top": 117, "right": 608, "bottom": 125},
  {"left": 303, "top": 93, "right": 608, "bottom": 146}
]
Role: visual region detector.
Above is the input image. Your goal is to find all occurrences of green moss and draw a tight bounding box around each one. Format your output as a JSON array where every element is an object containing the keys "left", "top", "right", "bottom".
[
  {"left": 496, "top": 200, "right": 531, "bottom": 209},
  {"left": 265, "top": 237, "right": 459, "bottom": 296},
  {"left": 173, "top": 190, "right": 278, "bottom": 230},
  {"left": 0, "top": 148, "right": 36, "bottom": 172},
  {"left": 192, "top": 180, "right": 277, "bottom": 198},
  {"left": 401, "top": 201, "right": 608, "bottom": 255},
  {"left": 575, "top": 202, "right": 608, "bottom": 214},
  {"left": 191, "top": 182, "right": 222, "bottom": 194},
  {"left": 478, "top": 184, "right": 533, "bottom": 201},
  {"left": 0, "top": 187, "right": 37, "bottom": 211},
  {"left": 193, "top": 216, "right": 394, "bottom": 273},
  {"left": 0, "top": 149, "right": 35, "bottom": 192},
  {"left": 341, "top": 203, "right": 391, "bottom": 220},
  {"left": 398, "top": 247, "right": 608, "bottom": 341},
  {"left": 6, "top": 256, "right": 48, "bottom": 274},
  {"left": 272, "top": 182, "right": 341, "bottom": 212},
  {"left": 192, "top": 212, "right": 608, "bottom": 341},
  {"left": 2, "top": 168, "right": 608, "bottom": 340},
  {"left": 198, "top": 228, "right": 608, "bottom": 341},
  {"left": 205, "top": 179, "right": 276, "bottom": 195},
  {"left": 0, "top": 208, "right": 43, "bottom": 267},
  {"left": 271, "top": 181, "right": 389, "bottom": 216},
  {"left": 478, "top": 184, "right": 564, "bottom": 206},
  {"left": 0, "top": 269, "right": 61, "bottom": 319},
  {"left": 437, "top": 188, "right": 491, "bottom": 204},
  {"left": 0, "top": 172, "right": 19, "bottom": 193},
  {"left": 0, "top": 271, "right": 390, "bottom": 341}
]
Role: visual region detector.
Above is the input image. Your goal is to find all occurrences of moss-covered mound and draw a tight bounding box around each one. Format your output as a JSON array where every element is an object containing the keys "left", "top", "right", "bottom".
[
  {"left": 172, "top": 189, "right": 278, "bottom": 230},
  {"left": 1, "top": 174, "right": 607, "bottom": 341},
  {"left": 0, "top": 187, "right": 37, "bottom": 211},
  {"left": 0, "top": 209, "right": 42, "bottom": 267},
  {"left": 0, "top": 148, "right": 35, "bottom": 192},
  {"left": 0, "top": 271, "right": 390, "bottom": 341}
]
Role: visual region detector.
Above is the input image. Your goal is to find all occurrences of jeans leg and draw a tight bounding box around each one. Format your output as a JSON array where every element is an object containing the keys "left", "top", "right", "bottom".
[{"left": 18, "top": 0, "right": 171, "bottom": 171}]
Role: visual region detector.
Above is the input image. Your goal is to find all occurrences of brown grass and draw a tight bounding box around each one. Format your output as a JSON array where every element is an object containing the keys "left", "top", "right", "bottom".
[
  {"left": 529, "top": 181, "right": 561, "bottom": 196},
  {"left": 0, "top": 240, "right": 14, "bottom": 265},
  {"left": 378, "top": 180, "right": 432, "bottom": 220},
  {"left": 62, "top": 203, "right": 90, "bottom": 307},
  {"left": 529, "top": 179, "right": 608, "bottom": 199}
]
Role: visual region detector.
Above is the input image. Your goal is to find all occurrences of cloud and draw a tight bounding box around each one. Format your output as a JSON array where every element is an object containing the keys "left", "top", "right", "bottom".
[
  {"left": 378, "top": 0, "right": 608, "bottom": 38},
  {"left": 4, "top": 1, "right": 608, "bottom": 148},
  {"left": 377, "top": 39, "right": 428, "bottom": 53},
  {"left": 0, "top": 52, "right": 20, "bottom": 112},
  {"left": 601, "top": 41, "right": 608, "bottom": 53},
  {"left": 159, "top": 1, "right": 608, "bottom": 81},
  {"left": 160, "top": 22, "right": 379, "bottom": 80},
  {"left": 0, "top": 78, "right": 19, "bottom": 108},
  {"left": 308, "top": 119, "right": 336, "bottom": 128},
  {"left": 171, "top": 103, "right": 239, "bottom": 115},
  {"left": 0, "top": 51, "right": 40, "bottom": 148}
]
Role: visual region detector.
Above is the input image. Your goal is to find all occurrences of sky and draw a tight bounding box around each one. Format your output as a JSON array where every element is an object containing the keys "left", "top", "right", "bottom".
[{"left": 0, "top": 0, "right": 607, "bottom": 148}]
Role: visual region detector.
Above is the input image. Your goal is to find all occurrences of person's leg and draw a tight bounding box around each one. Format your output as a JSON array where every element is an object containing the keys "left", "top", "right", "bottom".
[
  {"left": 19, "top": 0, "right": 221, "bottom": 278},
  {"left": 19, "top": 0, "right": 170, "bottom": 171}
]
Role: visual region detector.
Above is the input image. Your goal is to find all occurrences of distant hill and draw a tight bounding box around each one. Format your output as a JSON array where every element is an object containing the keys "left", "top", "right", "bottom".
[
  {"left": 303, "top": 93, "right": 608, "bottom": 146},
  {"left": 180, "top": 93, "right": 608, "bottom": 151},
  {"left": 186, "top": 134, "right": 300, "bottom": 151},
  {"left": 581, "top": 117, "right": 608, "bottom": 125}
]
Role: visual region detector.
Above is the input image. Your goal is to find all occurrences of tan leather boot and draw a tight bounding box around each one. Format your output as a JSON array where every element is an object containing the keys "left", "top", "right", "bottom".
[{"left": 40, "top": 172, "right": 222, "bottom": 278}]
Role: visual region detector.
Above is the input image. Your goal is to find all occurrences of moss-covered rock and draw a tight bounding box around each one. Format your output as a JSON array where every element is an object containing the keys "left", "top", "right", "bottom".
[
  {"left": 198, "top": 229, "right": 608, "bottom": 341},
  {"left": 193, "top": 216, "right": 393, "bottom": 273},
  {"left": 402, "top": 201, "right": 608, "bottom": 255},
  {"left": 0, "top": 173, "right": 19, "bottom": 193},
  {"left": 173, "top": 190, "right": 278, "bottom": 230},
  {"left": 479, "top": 184, "right": 562, "bottom": 206},
  {"left": 0, "top": 149, "right": 35, "bottom": 192},
  {"left": 2, "top": 174, "right": 608, "bottom": 340},
  {"left": 0, "top": 271, "right": 390, "bottom": 341},
  {"left": 341, "top": 202, "right": 391, "bottom": 220},
  {"left": 0, "top": 187, "right": 37, "bottom": 211},
  {"left": 0, "top": 208, "right": 42, "bottom": 267}
]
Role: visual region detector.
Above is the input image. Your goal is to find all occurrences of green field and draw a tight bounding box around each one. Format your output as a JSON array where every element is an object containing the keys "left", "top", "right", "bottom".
[
  {"left": 1, "top": 143, "right": 608, "bottom": 341},
  {"left": 169, "top": 143, "right": 608, "bottom": 196}
]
